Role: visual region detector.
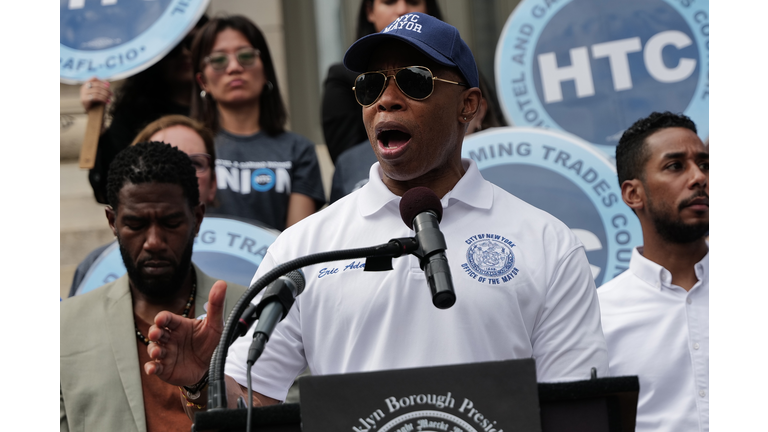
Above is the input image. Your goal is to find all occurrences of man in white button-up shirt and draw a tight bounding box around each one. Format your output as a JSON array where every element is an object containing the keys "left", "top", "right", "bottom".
[{"left": 598, "top": 111, "right": 709, "bottom": 432}]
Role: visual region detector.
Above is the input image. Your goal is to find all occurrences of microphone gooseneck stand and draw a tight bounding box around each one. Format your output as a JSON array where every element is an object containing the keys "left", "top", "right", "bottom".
[{"left": 207, "top": 237, "right": 418, "bottom": 410}]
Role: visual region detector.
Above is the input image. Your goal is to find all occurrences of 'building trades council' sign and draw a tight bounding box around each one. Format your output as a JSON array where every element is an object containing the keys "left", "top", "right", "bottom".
[{"left": 463, "top": 127, "right": 642, "bottom": 287}]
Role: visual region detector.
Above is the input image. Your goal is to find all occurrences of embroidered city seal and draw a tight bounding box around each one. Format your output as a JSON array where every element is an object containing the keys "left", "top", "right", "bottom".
[{"left": 462, "top": 234, "right": 520, "bottom": 284}]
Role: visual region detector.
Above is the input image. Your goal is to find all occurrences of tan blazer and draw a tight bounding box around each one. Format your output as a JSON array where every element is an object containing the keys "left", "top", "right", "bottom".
[{"left": 60, "top": 265, "right": 248, "bottom": 432}]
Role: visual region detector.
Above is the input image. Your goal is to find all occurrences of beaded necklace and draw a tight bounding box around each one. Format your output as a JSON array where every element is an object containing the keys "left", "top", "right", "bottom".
[{"left": 135, "top": 274, "right": 197, "bottom": 346}]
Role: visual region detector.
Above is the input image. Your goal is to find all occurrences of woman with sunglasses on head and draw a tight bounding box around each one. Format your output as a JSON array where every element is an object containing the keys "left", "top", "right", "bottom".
[
  {"left": 321, "top": 0, "right": 443, "bottom": 165},
  {"left": 133, "top": 115, "right": 219, "bottom": 207},
  {"left": 80, "top": 16, "right": 208, "bottom": 205},
  {"left": 191, "top": 16, "right": 325, "bottom": 231}
]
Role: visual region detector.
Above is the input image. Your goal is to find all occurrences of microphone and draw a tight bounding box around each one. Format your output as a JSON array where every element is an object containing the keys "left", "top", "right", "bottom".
[
  {"left": 399, "top": 187, "right": 456, "bottom": 309},
  {"left": 246, "top": 269, "right": 306, "bottom": 364}
]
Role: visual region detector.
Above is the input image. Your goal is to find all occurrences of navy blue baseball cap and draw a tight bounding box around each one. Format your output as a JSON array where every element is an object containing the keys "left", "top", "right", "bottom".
[{"left": 343, "top": 12, "right": 479, "bottom": 89}]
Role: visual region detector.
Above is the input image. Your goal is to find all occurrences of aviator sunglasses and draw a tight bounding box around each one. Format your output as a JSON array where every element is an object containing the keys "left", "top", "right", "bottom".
[
  {"left": 353, "top": 66, "right": 468, "bottom": 107},
  {"left": 203, "top": 48, "right": 260, "bottom": 71}
]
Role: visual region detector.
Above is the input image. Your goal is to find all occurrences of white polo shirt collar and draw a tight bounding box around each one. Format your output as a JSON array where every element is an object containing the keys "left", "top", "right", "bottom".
[
  {"left": 630, "top": 246, "right": 710, "bottom": 291},
  {"left": 358, "top": 158, "right": 494, "bottom": 218}
]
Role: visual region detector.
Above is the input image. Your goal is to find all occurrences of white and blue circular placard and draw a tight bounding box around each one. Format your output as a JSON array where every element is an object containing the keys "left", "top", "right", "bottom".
[
  {"left": 60, "top": 0, "right": 209, "bottom": 84},
  {"left": 73, "top": 216, "right": 279, "bottom": 296},
  {"left": 462, "top": 127, "right": 642, "bottom": 287},
  {"left": 495, "top": 0, "right": 709, "bottom": 157}
]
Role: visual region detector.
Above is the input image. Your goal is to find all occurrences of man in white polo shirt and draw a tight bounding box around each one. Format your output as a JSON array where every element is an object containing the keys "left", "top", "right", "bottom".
[
  {"left": 598, "top": 111, "right": 709, "bottom": 432},
  {"left": 143, "top": 13, "right": 608, "bottom": 411}
]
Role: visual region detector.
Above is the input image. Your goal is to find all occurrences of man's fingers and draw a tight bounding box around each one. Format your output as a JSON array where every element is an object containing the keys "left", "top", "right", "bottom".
[
  {"left": 147, "top": 342, "right": 165, "bottom": 360},
  {"left": 153, "top": 310, "right": 183, "bottom": 331},
  {"left": 147, "top": 324, "right": 174, "bottom": 345},
  {"left": 142, "top": 281, "right": 228, "bottom": 386},
  {"left": 144, "top": 360, "right": 162, "bottom": 377},
  {"left": 146, "top": 324, "right": 163, "bottom": 343},
  {"left": 205, "top": 280, "right": 228, "bottom": 331}
]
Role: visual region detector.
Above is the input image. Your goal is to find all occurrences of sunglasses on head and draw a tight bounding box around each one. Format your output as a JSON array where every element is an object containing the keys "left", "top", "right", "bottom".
[
  {"left": 188, "top": 153, "right": 212, "bottom": 174},
  {"left": 203, "top": 48, "right": 260, "bottom": 71},
  {"left": 353, "top": 66, "right": 468, "bottom": 107}
]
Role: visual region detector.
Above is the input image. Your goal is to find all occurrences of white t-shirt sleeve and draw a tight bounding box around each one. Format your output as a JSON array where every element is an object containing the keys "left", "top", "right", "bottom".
[{"left": 531, "top": 245, "right": 609, "bottom": 382}]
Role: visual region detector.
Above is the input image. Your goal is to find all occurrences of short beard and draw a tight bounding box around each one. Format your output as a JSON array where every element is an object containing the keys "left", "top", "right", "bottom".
[
  {"left": 120, "top": 235, "right": 195, "bottom": 301},
  {"left": 647, "top": 190, "right": 709, "bottom": 244},
  {"left": 651, "top": 216, "right": 708, "bottom": 244}
]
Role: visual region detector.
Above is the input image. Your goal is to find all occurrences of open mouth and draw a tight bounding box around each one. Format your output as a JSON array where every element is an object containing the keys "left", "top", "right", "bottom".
[{"left": 377, "top": 129, "right": 412, "bottom": 149}]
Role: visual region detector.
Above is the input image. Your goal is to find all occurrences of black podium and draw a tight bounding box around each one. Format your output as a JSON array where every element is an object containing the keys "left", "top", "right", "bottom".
[{"left": 193, "top": 374, "right": 638, "bottom": 432}]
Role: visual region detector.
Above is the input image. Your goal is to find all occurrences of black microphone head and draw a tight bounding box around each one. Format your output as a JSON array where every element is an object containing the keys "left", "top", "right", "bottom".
[
  {"left": 399, "top": 187, "right": 443, "bottom": 229},
  {"left": 282, "top": 269, "right": 306, "bottom": 296}
]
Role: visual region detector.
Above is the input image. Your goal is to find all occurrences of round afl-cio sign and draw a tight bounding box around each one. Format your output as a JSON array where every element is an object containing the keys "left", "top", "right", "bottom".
[
  {"left": 495, "top": 0, "right": 709, "bottom": 156},
  {"left": 60, "top": 0, "right": 209, "bottom": 83},
  {"left": 462, "top": 127, "right": 642, "bottom": 287},
  {"left": 74, "top": 216, "right": 279, "bottom": 296}
]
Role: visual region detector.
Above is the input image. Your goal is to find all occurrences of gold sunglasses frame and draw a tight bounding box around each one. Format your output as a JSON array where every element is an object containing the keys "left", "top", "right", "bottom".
[{"left": 352, "top": 66, "right": 467, "bottom": 107}]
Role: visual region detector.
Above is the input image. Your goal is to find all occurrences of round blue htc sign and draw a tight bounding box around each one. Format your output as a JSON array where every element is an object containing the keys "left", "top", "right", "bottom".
[
  {"left": 495, "top": 0, "right": 709, "bottom": 156},
  {"left": 462, "top": 127, "right": 642, "bottom": 287},
  {"left": 60, "top": 0, "right": 208, "bottom": 83}
]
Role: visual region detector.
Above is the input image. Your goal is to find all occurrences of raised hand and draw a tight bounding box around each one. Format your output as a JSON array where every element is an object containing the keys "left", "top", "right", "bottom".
[
  {"left": 80, "top": 77, "right": 111, "bottom": 111},
  {"left": 144, "top": 280, "right": 228, "bottom": 387}
]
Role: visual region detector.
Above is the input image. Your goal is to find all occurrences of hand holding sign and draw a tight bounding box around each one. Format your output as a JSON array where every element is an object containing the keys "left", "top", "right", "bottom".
[
  {"left": 79, "top": 78, "right": 111, "bottom": 111},
  {"left": 61, "top": 0, "right": 209, "bottom": 170},
  {"left": 78, "top": 78, "right": 112, "bottom": 168}
]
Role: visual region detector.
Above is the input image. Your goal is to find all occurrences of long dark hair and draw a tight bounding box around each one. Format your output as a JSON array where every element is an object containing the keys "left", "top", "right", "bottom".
[
  {"left": 108, "top": 16, "right": 208, "bottom": 120},
  {"left": 355, "top": 0, "right": 443, "bottom": 39},
  {"left": 107, "top": 61, "right": 170, "bottom": 120},
  {"left": 190, "top": 15, "right": 287, "bottom": 136},
  {"left": 478, "top": 72, "right": 507, "bottom": 131}
]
